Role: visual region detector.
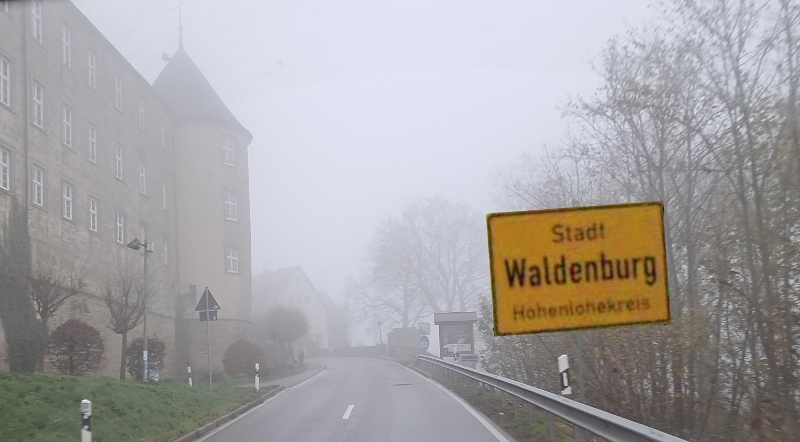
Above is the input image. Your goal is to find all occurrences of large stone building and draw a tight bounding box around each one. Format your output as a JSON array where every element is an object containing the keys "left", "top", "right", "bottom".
[{"left": 0, "top": 1, "right": 252, "bottom": 377}]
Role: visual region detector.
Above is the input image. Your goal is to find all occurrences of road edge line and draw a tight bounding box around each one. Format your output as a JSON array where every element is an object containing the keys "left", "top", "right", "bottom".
[
  {"left": 178, "top": 366, "right": 327, "bottom": 442},
  {"left": 403, "top": 364, "right": 514, "bottom": 442},
  {"left": 172, "top": 385, "right": 284, "bottom": 442}
]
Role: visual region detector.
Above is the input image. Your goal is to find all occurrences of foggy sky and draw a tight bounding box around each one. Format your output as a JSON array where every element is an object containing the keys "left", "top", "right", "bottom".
[{"left": 74, "top": 0, "right": 656, "bottom": 307}]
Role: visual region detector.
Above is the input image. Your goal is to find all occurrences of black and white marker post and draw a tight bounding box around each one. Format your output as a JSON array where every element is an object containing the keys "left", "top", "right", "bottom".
[
  {"left": 81, "top": 399, "right": 91, "bottom": 442},
  {"left": 255, "top": 363, "right": 260, "bottom": 391},
  {"left": 558, "top": 354, "right": 571, "bottom": 395}
]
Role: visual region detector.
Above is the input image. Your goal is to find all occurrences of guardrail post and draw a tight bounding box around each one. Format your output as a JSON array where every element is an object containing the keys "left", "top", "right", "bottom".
[
  {"left": 513, "top": 396, "right": 519, "bottom": 419},
  {"left": 548, "top": 413, "right": 556, "bottom": 442},
  {"left": 527, "top": 403, "right": 534, "bottom": 425}
]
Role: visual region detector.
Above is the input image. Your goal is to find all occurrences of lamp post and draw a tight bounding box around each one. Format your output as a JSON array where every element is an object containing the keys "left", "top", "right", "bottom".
[{"left": 127, "top": 238, "right": 152, "bottom": 382}]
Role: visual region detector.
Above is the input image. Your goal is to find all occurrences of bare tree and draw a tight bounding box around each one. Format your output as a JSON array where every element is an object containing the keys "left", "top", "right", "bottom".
[
  {"left": 103, "top": 254, "right": 149, "bottom": 380},
  {"left": 485, "top": 1, "right": 800, "bottom": 440},
  {"left": 345, "top": 196, "right": 488, "bottom": 333},
  {"left": 30, "top": 259, "right": 86, "bottom": 372}
]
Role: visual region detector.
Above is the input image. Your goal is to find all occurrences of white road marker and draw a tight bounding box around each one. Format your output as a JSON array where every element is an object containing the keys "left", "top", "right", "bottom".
[{"left": 342, "top": 404, "right": 355, "bottom": 420}]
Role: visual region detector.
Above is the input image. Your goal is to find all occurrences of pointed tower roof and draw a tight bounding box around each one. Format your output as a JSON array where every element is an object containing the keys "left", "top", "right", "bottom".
[{"left": 153, "top": 48, "right": 251, "bottom": 140}]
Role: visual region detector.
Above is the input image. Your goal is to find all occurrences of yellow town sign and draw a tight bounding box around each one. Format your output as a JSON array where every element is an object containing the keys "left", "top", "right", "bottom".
[{"left": 487, "top": 202, "right": 670, "bottom": 336}]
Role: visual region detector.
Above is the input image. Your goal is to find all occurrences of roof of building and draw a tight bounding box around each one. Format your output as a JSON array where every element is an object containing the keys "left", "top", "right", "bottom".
[
  {"left": 251, "top": 266, "right": 316, "bottom": 312},
  {"left": 433, "top": 312, "right": 478, "bottom": 324},
  {"left": 153, "top": 46, "right": 251, "bottom": 139},
  {"left": 252, "top": 267, "right": 347, "bottom": 320}
]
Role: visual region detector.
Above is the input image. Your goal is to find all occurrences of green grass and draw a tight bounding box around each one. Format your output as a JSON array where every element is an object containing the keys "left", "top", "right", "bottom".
[
  {"left": 0, "top": 371, "right": 285, "bottom": 442},
  {"left": 191, "top": 364, "right": 305, "bottom": 389},
  {"left": 428, "top": 372, "right": 590, "bottom": 442}
]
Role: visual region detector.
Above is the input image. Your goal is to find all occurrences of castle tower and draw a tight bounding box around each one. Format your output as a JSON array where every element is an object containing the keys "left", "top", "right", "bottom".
[{"left": 153, "top": 47, "right": 252, "bottom": 371}]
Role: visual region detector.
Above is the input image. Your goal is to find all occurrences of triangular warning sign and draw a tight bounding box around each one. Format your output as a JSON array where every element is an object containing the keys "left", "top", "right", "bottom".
[{"left": 195, "top": 287, "right": 222, "bottom": 311}]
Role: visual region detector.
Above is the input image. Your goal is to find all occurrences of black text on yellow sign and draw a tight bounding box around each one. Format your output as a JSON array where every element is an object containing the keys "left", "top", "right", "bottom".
[{"left": 487, "top": 202, "right": 670, "bottom": 336}]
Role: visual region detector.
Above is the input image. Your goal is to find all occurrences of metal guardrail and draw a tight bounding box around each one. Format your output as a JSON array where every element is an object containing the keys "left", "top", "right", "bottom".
[{"left": 417, "top": 355, "right": 687, "bottom": 442}]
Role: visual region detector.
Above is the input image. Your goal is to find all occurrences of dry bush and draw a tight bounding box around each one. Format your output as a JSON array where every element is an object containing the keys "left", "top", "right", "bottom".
[
  {"left": 48, "top": 319, "right": 104, "bottom": 376},
  {"left": 223, "top": 339, "right": 266, "bottom": 377}
]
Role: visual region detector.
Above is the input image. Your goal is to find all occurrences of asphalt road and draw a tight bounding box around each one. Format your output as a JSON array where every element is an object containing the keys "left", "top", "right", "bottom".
[{"left": 202, "top": 357, "right": 515, "bottom": 442}]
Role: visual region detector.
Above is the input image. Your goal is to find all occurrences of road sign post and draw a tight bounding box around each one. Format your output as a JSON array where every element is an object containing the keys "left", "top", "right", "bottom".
[
  {"left": 419, "top": 335, "right": 430, "bottom": 351},
  {"left": 195, "top": 287, "right": 221, "bottom": 392},
  {"left": 488, "top": 202, "right": 670, "bottom": 336}
]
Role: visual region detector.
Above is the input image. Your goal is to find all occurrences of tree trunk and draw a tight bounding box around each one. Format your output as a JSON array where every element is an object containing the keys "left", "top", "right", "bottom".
[
  {"left": 38, "top": 318, "right": 48, "bottom": 373},
  {"left": 119, "top": 331, "right": 127, "bottom": 380}
]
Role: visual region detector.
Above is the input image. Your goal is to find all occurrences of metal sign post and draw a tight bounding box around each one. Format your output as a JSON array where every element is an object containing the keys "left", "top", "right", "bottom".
[{"left": 195, "top": 287, "right": 221, "bottom": 393}]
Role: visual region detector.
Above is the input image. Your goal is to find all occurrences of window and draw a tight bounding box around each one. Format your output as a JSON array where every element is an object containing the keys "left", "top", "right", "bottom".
[
  {"left": 225, "top": 247, "right": 239, "bottom": 274},
  {"left": 138, "top": 99, "right": 145, "bottom": 130},
  {"left": 116, "top": 212, "right": 124, "bottom": 244},
  {"left": 62, "top": 104, "right": 72, "bottom": 147},
  {"left": 88, "top": 51, "right": 96, "bottom": 89},
  {"left": 32, "top": 2, "right": 42, "bottom": 43},
  {"left": 139, "top": 162, "right": 146, "bottom": 194},
  {"left": 114, "top": 75, "right": 122, "bottom": 110},
  {"left": 32, "top": 165, "right": 44, "bottom": 207},
  {"left": 0, "top": 56, "right": 9, "bottom": 107},
  {"left": 88, "top": 124, "right": 97, "bottom": 163},
  {"left": 160, "top": 121, "right": 165, "bottom": 149},
  {"left": 115, "top": 144, "right": 123, "bottom": 179},
  {"left": 62, "top": 182, "right": 72, "bottom": 220},
  {"left": 224, "top": 191, "right": 237, "bottom": 221},
  {"left": 162, "top": 181, "right": 167, "bottom": 209},
  {"left": 0, "top": 148, "right": 9, "bottom": 191},
  {"left": 62, "top": 26, "right": 71, "bottom": 68},
  {"left": 88, "top": 197, "right": 97, "bottom": 232},
  {"left": 222, "top": 138, "right": 235, "bottom": 166},
  {"left": 163, "top": 239, "right": 168, "bottom": 265},
  {"left": 32, "top": 81, "right": 43, "bottom": 128}
]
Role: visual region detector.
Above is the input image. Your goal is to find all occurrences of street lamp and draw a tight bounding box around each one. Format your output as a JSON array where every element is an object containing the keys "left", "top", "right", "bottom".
[{"left": 127, "top": 238, "right": 152, "bottom": 382}]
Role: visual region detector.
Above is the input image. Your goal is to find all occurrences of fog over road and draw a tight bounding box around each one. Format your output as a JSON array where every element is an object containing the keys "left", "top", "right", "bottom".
[{"left": 202, "top": 357, "right": 514, "bottom": 442}]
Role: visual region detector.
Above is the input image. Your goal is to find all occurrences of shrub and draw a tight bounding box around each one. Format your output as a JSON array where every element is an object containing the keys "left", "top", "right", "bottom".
[
  {"left": 222, "top": 339, "right": 266, "bottom": 376},
  {"left": 126, "top": 336, "right": 166, "bottom": 381},
  {"left": 48, "top": 319, "right": 104, "bottom": 376}
]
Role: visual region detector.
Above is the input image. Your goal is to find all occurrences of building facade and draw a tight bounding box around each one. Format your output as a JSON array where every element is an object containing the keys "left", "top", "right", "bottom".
[
  {"left": 0, "top": 1, "right": 252, "bottom": 377},
  {"left": 252, "top": 267, "right": 348, "bottom": 353}
]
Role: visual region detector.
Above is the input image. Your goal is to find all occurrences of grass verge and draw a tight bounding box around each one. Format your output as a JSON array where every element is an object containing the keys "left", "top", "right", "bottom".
[
  {"left": 0, "top": 367, "right": 300, "bottom": 442},
  {"left": 423, "top": 368, "right": 601, "bottom": 442}
]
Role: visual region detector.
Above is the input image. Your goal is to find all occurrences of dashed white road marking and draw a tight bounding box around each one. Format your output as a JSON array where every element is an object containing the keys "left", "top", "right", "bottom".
[{"left": 342, "top": 404, "right": 355, "bottom": 420}]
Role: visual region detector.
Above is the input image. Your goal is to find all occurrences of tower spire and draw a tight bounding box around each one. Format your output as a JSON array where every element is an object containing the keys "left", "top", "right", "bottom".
[{"left": 178, "top": 0, "right": 184, "bottom": 50}]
